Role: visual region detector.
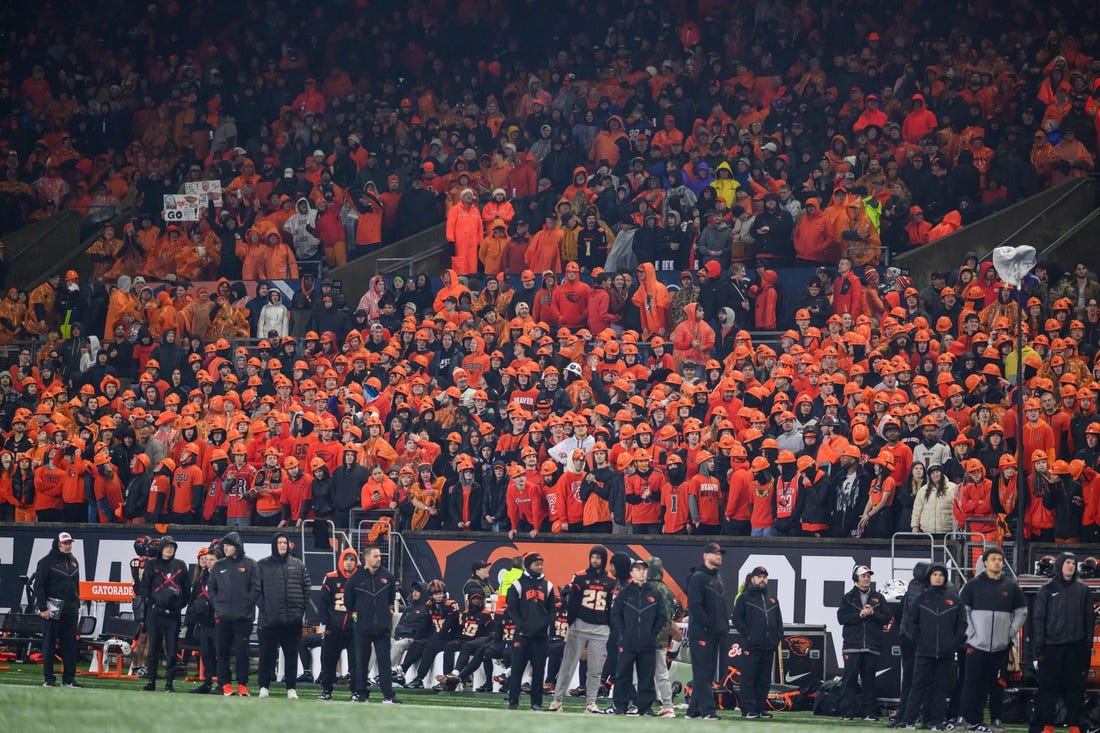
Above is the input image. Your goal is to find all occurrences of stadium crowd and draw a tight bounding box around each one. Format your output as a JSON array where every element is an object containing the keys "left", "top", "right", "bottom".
[{"left": 0, "top": 1, "right": 1097, "bottom": 544}]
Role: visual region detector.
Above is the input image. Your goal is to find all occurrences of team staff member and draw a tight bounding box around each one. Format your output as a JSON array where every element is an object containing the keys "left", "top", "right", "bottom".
[
  {"left": 208, "top": 531, "right": 260, "bottom": 696},
  {"left": 506, "top": 552, "right": 558, "bottom": 711},
  {"left": 686, "top": 542, "right": 729, "bottom": 720},
  {"left": 186, "top": 546, "right": 217, "bottom": 694},
  {"left": 33, "top": 530, "right": 81, "bottom": 687},
  {"left": 900, "top": 562, "right": 966, "bottom": 730},
  {"left": 837, "top": 565, "right": 890, "bottom": 721},
  {"left": 317, "top": 548, "right": 359, "bottom": 700},
  {"left": 959, "top": 547, "right": 1026, "bottom": 733},
  {"left": 732, "top": 565, "right": 782, "bottom": 719},
  {"left": 256, "top": 532, "right": 310, "bottom": 699},
  {"left": 139, "top": 535, "right": 190, "bottom": 692},
  {"left": 608, "top": 558, "right": 668, "bottom": 716},
  {"left": 344, "top": 545, "right": 402, "bottom": 704},
  {"left": 549, "top": 545, "right": 614, "bottom": 714},
  {"left": 462, "top": 560, "right": 495, "bottom": 605},
  {"left": 1029, "top": 552, "right": 1092, "bottom": 733}
]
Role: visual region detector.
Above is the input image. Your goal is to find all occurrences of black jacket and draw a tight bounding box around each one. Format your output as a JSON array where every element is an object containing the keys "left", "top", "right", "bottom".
[
  {"left": 343, "top": 564, "right": 397, "bottom": 635},
  {"left": 394, "top": 583, "right": 429, "bottom": 639},
  {"left": 256, "top": 533, "right": 311, "bottom": 627},
  {"left": 566, "top": 552, "right": 615, "bottom": 626},
  {"left": 687, "top": 564, "right": 729, "bottom": 639},
  {"left": 506, "top": 570, "right": 558, "bottom": 639},
  {"left": 732, "top": 582, "right": 783, "bottom": 650},
  {"left": 207, "top": 532, "right": 260, "bottom": 622},
  {"left": 187, "top": 568, "right": 214, "bottom": 626},
  {"left": 612, "top": 580, "right": 668, "bottom": 651},
  {"left": 1032, "top": 552, "right": 1094, "bottom": 648},
  {"left": 140, "top": 552, "right": 191, "bottom": 617},
  {"left": 33, "top": 539, "right": 80, "bottom": 616},
  {"left": 837, "top": 585, "right": 891, "bottom": 653},
  {"left": 332, "top": 463, "right": 369, "bottom": 514},
  {"left": 904, "top": 584, "right": 966, "bottom": 658}
]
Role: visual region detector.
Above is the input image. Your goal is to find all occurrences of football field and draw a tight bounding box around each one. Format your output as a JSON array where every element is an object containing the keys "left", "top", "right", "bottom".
[{"left": 0, "top": 665, "right": 1031, "bottom": 733}]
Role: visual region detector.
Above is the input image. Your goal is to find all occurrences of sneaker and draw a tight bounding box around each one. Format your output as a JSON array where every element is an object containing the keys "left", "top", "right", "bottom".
[
  {"left": 531, "top": 705, "right": 543, "bottom": 711},
  {"left": 685, "top": 711, "right": 700, "bottom": 719},
  {"left": 967, "top": 726, "right": 991, "bottom": 732},
  {"left": 626, "top": 705, "right": 639, "bottom": 716},
  {"left": 597, "top": 683, "right": 611, "bottom": 698},
  {"left": 543, "top": 682, "right": 555, "bottom": 694},
  {"left": 743, "top": 713, "right": 760, "bottom": 720},
  {"left": 702, "top": 713, "right": 721, "bottom": 721},
  {"left": 164, "top": 683, "right": 174, "bottom": 693},
  {"left": 296, "top": 672, "right": 313, "bottom": 684},
  {"left": 586, "top": 703, "right": 602, "bottom": 714},
  {"left": 336, "top": 674, "right": 352, "bottom": 686},
  {"left": 407, "top": 679, "right": 424, "bottom": 689},
  {"left": 548, "top": 700, "right": 563, "bottom": 711},
  {"left": 133, "top": 666, "right": 148, "bottom": 679},
  {"left": 62, "top": 682, "right": 83, "bottom": 688},
  {"left": 318, "top": 691, "right": 332, "bottom": 700},
  {"left": 351, "top": 693, "right": 366, "bottom": 703},
  {"left": 758, "top": 712, "right": 773, "bottom": 719},
  {"left": 286, "top": 689, "right": 298, "bottom": 700},
  {"left": 237, "top": 684, "right": 250, "bottom": 697},
  {"left": 507, "top": 703, "right": 518, "bottom": 710},
  {"left": 258, "top": 687, "right": 270, "bottom": 698},
  {"left": 864, "top": 716, "right": 881, "bottom": 722},
  {"left": 475, "top": 682, "right": 494, "bottom": 693},
  {"left": 493, "top": 674, "right": 507, "bottom": 685},
  {"left": 521, "top": 682, "right": 530, "bottom": 694},
  {"left": 143, "top": 682, "right": 156, "bottom": 692},
  {"left": 191, "top": 683, "right": 212, "bottom": 694},
  {"left": 383, "top": 697, "right": 402, "bottom": 704},
  {"left": 927, "top": 727, "right": 946, "bottom": 731},
  {"left": 222, "top": 684, "right": 235, "bottom": 696},
  {"left": 603, "top": 706, "right": 620, "bottom": 715},
  {"left": 659, "top": 708, "right": 676, "bottom": 718},
  {"left": 844, "top": 717, "right": 858, "bottom": 722},
  {"left": 43, "top": 681, "right": 56, "bottom": 687},
  {"left": 640, "top": 709, "right": 659, "bottom": 716}
]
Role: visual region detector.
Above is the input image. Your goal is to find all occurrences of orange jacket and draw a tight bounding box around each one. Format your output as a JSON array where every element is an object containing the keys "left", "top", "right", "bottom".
[
  {"left": 446, "top": 200, "right": 483, "bottom": 251},
  {"left": 631, "top": 263, "right": 671, "bottom": 337}
]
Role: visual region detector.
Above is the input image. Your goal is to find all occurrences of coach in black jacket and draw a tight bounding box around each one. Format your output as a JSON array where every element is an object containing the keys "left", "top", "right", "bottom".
[
  {"left": 33, "top": 531, "right": 81, "bottom": 687},
  {"left": 733, "top": 566, "right": 782, "bottom": 718},
  {"left": 900, "top": 563, "right": 966, "bottom": 728},
  {"left": 208, "top": 531, "right": 260, "bottom": 694},
  {"left": 837, "top": 565, "right": 891, "bottom": 720},
  {"left": 686, "top": 543, "right": 730, "bottom": 720},
  {"left": 609, "top": 559, "right": 669, "bottom": 716},
  {"left": 505, "top": 552, "right": 558, "bottom": 710},
  {"left": 344, "top": 545, "right": 399, "bottom": 703},
  {"left": 139, "top": 535, "right": 190, "bottom": 691},
  {"left": 1031, "top": 552, "right": 1094, "bottom": 733},
  {"left": 256, "top": 532, "right": 310, "bottom": 698}
]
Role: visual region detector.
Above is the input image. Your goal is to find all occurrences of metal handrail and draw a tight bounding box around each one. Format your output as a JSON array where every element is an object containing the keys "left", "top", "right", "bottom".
[{"left": 979, "top": 177, "right": 1091, "bottom": 262}]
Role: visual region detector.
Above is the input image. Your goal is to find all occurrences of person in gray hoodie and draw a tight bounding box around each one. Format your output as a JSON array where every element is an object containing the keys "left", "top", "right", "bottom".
[{"left": 958, "top": 547, "right": 1027, "bottom": 732}]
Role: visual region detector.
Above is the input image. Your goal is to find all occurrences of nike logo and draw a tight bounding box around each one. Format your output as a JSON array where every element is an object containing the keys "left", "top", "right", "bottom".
[
  {"left": 1051, "top": 592, "right": 1060, "bottom": 597},
  {"left": 875, "top": 668, "right": 891, "bottom": 677},
  {"left": 784, "top": 672, "right": 810, "bottom": 683}
]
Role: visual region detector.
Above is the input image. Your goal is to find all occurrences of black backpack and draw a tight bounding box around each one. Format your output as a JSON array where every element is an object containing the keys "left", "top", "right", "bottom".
[{"left": 813, "top": 678, "right": 844, "bottom": 717}]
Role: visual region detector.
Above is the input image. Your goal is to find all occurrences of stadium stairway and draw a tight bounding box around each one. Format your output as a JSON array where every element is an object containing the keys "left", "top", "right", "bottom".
[{"left": 894, "top": 175, "right": 1099, "bottom": 285}]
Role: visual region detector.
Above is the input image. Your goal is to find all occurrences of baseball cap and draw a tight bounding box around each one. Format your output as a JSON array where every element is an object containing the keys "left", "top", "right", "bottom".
[
  {"left": 630, "top": 559, "right": 648, "bottom": 570},
  {"left": 58, "top": 531, "right": 74, "bottom": 543},
  {"left": 471, "top": 560, "right": 490, "bottom": 572},
  {"left": 853, "top": 565, "right": 873, "bottom": 577},
  {"left": 750, "top": 565, "right": 769, "bottom": 576},
  {"left": 703, "top": 543, "right": 726, "bottom": 555}
]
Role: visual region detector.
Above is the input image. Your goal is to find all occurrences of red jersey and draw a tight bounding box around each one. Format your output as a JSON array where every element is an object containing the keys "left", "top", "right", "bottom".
[
  {"left": 625, "top": 467, "right": 668, "bottom": 525},
  {"left": 662, "top": 479, "right": 693, "bottom": 534},
  {"left": 223, "top": 463, "right": 259, "bottom": 519}
]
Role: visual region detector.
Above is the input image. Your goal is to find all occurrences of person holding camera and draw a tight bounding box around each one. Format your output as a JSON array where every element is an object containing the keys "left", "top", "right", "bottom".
[{"left": 139, "top": 535, "right": 190, "bottom": 692}]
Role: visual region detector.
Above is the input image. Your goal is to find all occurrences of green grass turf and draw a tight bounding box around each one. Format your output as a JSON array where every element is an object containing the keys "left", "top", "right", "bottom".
[{"left": 0, "top": 665, "right": 1028, "bottom": 732}]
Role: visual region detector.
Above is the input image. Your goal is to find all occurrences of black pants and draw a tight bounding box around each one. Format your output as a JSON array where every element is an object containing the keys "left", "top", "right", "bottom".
[
  {"left": 630, "top": 522, "right": 661, "bottom": 535},
  {"left": 613, "top": 647, "right": 657, "bottom": 713},
  {"left": 166, "top": 511, "right": 194, "bottom": 525},
  {"left": 62, "top": 502, "right": 85, "bottom": 523},
  {"left": 415, "top": 637, "right": 458, "bottom": 682},
  {"left": 194, "top": 623, "right": 216, "bottom": 684},
  {"left": 724, "top": 518, "right": 750, "bottom": 536},
  {"left": 215, "top": 617, "right": 252, "bottom": 686},
  {"left": 839, "top": 651, "right": 879, "bottom": 717},
  {"left": 509, "top": 636, "right": 549, "bottom": 707},
  {"left": 687, "top": 635, "right": 722, "bottom": 717},
  {"left": 36, "top": 508, "right": 63, "bottom": 523},
  {"left": 353, "top": 632, "right": 393, "bottom": 698},
  {"left": 584, "top": 522, "right": 612, "bottom": 534},
  {"left": 319, "top": 627, "right": 355, "bottom": 692},
  {"left": 738, "top": 646, "right": 774, "bottom": 715},
  {"left": 258, "top": 624, "right": 302, "bottom": 690},
  {"left": 1032, "top": 643, "right": 1089, "bottom": 732},
  {"left": 547, "top": 638, "right": 564, "bottom": 685},
  {"left": 146, "top": 612, "right": 182, "bottom": 684},
  {"left": 455, "top": 636, "right": 492, "bottom": 679},
  {"left": 897, "top": 637, "right": 916, "bottom": 720},
  {"left": 961, "top": 647, "right": 1007, "bottom": 725},
  {"left": 42, "top": 613, "right": 78, "bottom": 684},
  {"left": 905, "top": 656, "right": 955, "bottom": 725}
]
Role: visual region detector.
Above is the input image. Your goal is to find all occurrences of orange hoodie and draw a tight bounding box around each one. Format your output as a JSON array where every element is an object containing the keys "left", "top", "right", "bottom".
[{"left": 631, "top": 263, "right": 671, "bottom": 337}]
